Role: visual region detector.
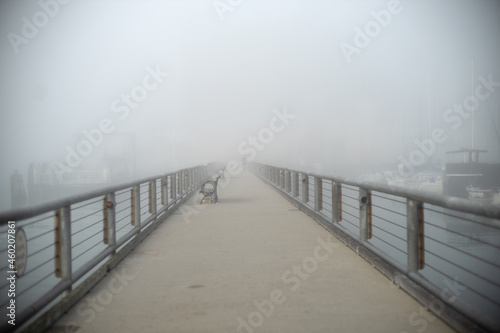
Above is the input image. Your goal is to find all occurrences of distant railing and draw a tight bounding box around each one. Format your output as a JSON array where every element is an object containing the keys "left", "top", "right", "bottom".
[
  {"left": 0, "top": 163, "right": 216, "bottom": 332},
  {"left": 250, "top": 162, "right": 500, "bottom": 332}
]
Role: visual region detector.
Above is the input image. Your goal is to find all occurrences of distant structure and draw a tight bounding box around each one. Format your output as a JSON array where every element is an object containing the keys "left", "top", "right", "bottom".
[
  {"left": 443, "top": 148, "right": 500, "bottom": 199},
  {"left": 10, "top": 170, "right": 27, "bottom": 209},
  {"left": 27, "top": 133, "right": 135, "bottom": 205}
]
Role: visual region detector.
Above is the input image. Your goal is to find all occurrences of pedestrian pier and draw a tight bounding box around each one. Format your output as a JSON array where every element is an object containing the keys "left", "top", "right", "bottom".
[{"left": 1, "top": 163, "right": 499, "bottom": 333}]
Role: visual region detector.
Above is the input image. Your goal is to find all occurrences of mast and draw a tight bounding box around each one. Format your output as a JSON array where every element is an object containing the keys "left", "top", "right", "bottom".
[
  {"left": 471, "top": 57, "right": 474, "bottom": 150},
  {"left": 427, "top": 67, "right": 432, "bottom": 137},
  {"left": 435, "top": 73, "right": 440, "bottom": 162}
]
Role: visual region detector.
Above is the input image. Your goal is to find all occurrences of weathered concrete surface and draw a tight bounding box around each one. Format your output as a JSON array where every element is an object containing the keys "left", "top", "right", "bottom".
[{"left": 47, "top": 170, "right": 454, "bottom": 333}]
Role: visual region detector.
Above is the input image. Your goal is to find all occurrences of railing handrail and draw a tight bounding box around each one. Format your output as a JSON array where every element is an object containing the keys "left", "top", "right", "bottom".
[
  {"left": 1, "top": 162, "right": 216, "bottom": 333},
  {"left": 251, "top": 161, "right": 500, "bottom": 332},
  {"left": 0, "top": 164, "right": 212, "bottom": 223},
  {"left": 258, "top": 163, "right": 500, "bottom": 220}
]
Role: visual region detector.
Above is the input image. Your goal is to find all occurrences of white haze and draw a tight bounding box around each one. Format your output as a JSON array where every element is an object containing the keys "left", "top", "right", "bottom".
[{"left": 1, "top": 0, "right": 499, "bottom": 210}]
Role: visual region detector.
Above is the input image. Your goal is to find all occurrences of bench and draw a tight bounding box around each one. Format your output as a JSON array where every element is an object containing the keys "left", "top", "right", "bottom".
[{"left": 200, "top": 175, "right": 220, "bottom": 204}]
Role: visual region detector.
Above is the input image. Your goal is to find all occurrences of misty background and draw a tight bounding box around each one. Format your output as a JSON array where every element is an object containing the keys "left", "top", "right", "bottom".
[{"left": 1, "top": 0, "right": 499, "bottom": 211}]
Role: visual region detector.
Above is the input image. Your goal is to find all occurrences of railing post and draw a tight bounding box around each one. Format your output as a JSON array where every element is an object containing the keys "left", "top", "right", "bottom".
[
  {"left": 103, "top": 193, "right": 116, "bottom": 249},
  {"left": 178, "top": 172, "right": 182, "bottom": 195},
  {"left": 161, "top": 177, "right": 168, "bottom": 206},
  {"left": 149, "top": 180, "right": 156, "bottom": 215},
  {"left": 293, "top": 172, "right": 299, "bottom": 197},
  {"left": 332, "top": 181, "right": 342, "bottom": 223},
  {"left": 302, "top": 175, "right": 309, "bottom": 203},
  {"left": 359, "top": 188, "right": 372, "bottom": 242},
  {"left": 131, "top": 185, "right": 140, "bottom": 226},
  {"left": 54, "top": 205, "right": 72, "bottom": 293},
  {"left": 183, "top": 171, "right": 187, "bottom": 193},
  {"left": 314, "top": 177, "right": 323, "bottom": 211},
  {"left": 407, "top": 199, "right": 425, "bottom": 273},
  {"left": 177, "top": 172, "right": 182, "bottom": 196},
  {"left": 170, "top": 174, "right": 176, "bottom": 201},
  {"left": 286, "top": 170, "right": 291, "bottom": 192}
]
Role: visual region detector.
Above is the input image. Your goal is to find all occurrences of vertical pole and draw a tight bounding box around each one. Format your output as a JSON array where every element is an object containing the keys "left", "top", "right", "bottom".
[
  {"left": 314, "top": 177, "right": 322, "bottom": 211},
  {"left": 289, "top": 171, "right": 293, "bottom": 193},
  {"left": 183, "top": 171, "right": 187, "bottom": 192},
  {"left": 332, "top": 181, "right": 342, "bottom": 223},
  {"left": 103, "top": 192, "right": 116, "bottom": 262},
  {"left": 170, "top": 174, "right": 176, "bottom": 201},
  {"left": 284, "top": 170, "right": 288, "bottom": 191},
  {"left": 131, "top": 185, "right": 140, "bottom": 226},
  {"left": 427, "top": 66, "right": 432, "bottom": 138},
  {"left": 103, "top": 192, "right": 116, "bottom": 247},
  {"left": 293, "top": 172, "right": 299, "bottom": 197},
  {"left": 161, "top": 177, "right": 168, "bottom": 206},
  {"left": 407, "top": 199, "right": 425, "bottom": 273},
  {"left": 54, "top": 205, "right": 72, "bottom": 293},
  {"left": 149, "top": 180, "right": 156, "bottom": 215},
  {"left": 359, "top": 188, "right": 372, "bottom": 242},
  {"left": 302, "top": 175, "right": 309, "bottom": 204},
  {"left": 471, "top": 57, "right": 474, "bottom": 149},
  {"left": 177, "top": 172, "right": 182, "bottom": 196}
]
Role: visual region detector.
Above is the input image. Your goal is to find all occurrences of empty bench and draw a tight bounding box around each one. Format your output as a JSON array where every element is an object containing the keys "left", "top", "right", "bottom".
[{"left": 200, "top": 175, "right": 220, "bottom": 204}]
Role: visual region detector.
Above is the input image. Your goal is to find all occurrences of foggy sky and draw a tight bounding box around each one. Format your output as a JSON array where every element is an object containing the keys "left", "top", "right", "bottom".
[{"left": 1, "top": 0, "right": 499, "bottom": 210}]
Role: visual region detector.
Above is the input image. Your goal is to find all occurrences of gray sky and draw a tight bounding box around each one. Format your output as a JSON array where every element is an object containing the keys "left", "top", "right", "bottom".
[{"left": 1, "top": 0, "right": 499, "bottom": 210}]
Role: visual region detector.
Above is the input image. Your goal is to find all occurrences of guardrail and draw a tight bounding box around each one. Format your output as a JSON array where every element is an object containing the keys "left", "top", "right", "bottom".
[
  {"left": 0, "top": 163, "right": 216, "bottom": 332},
  {"left": 250, "top": 162, "right": 500, "bottom": 332}
]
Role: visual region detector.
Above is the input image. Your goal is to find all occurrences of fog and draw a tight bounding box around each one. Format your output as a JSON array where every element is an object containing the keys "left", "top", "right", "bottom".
[{"left": 1, "top": 0, "right": 500, "bottom": 211}]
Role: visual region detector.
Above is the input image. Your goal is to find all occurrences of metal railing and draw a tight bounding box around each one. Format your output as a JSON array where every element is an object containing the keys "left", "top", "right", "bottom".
[
  {"left": 0, "top": 163, "right": 216, "bottom": 332},
  {"left": 251, "top": 162, "right": 500, "bottom": 332}
]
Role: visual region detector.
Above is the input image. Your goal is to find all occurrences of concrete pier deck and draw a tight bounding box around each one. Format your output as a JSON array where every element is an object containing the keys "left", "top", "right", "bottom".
[{"left": 47, "top": 171, "right": 453, "bottom": 333}]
